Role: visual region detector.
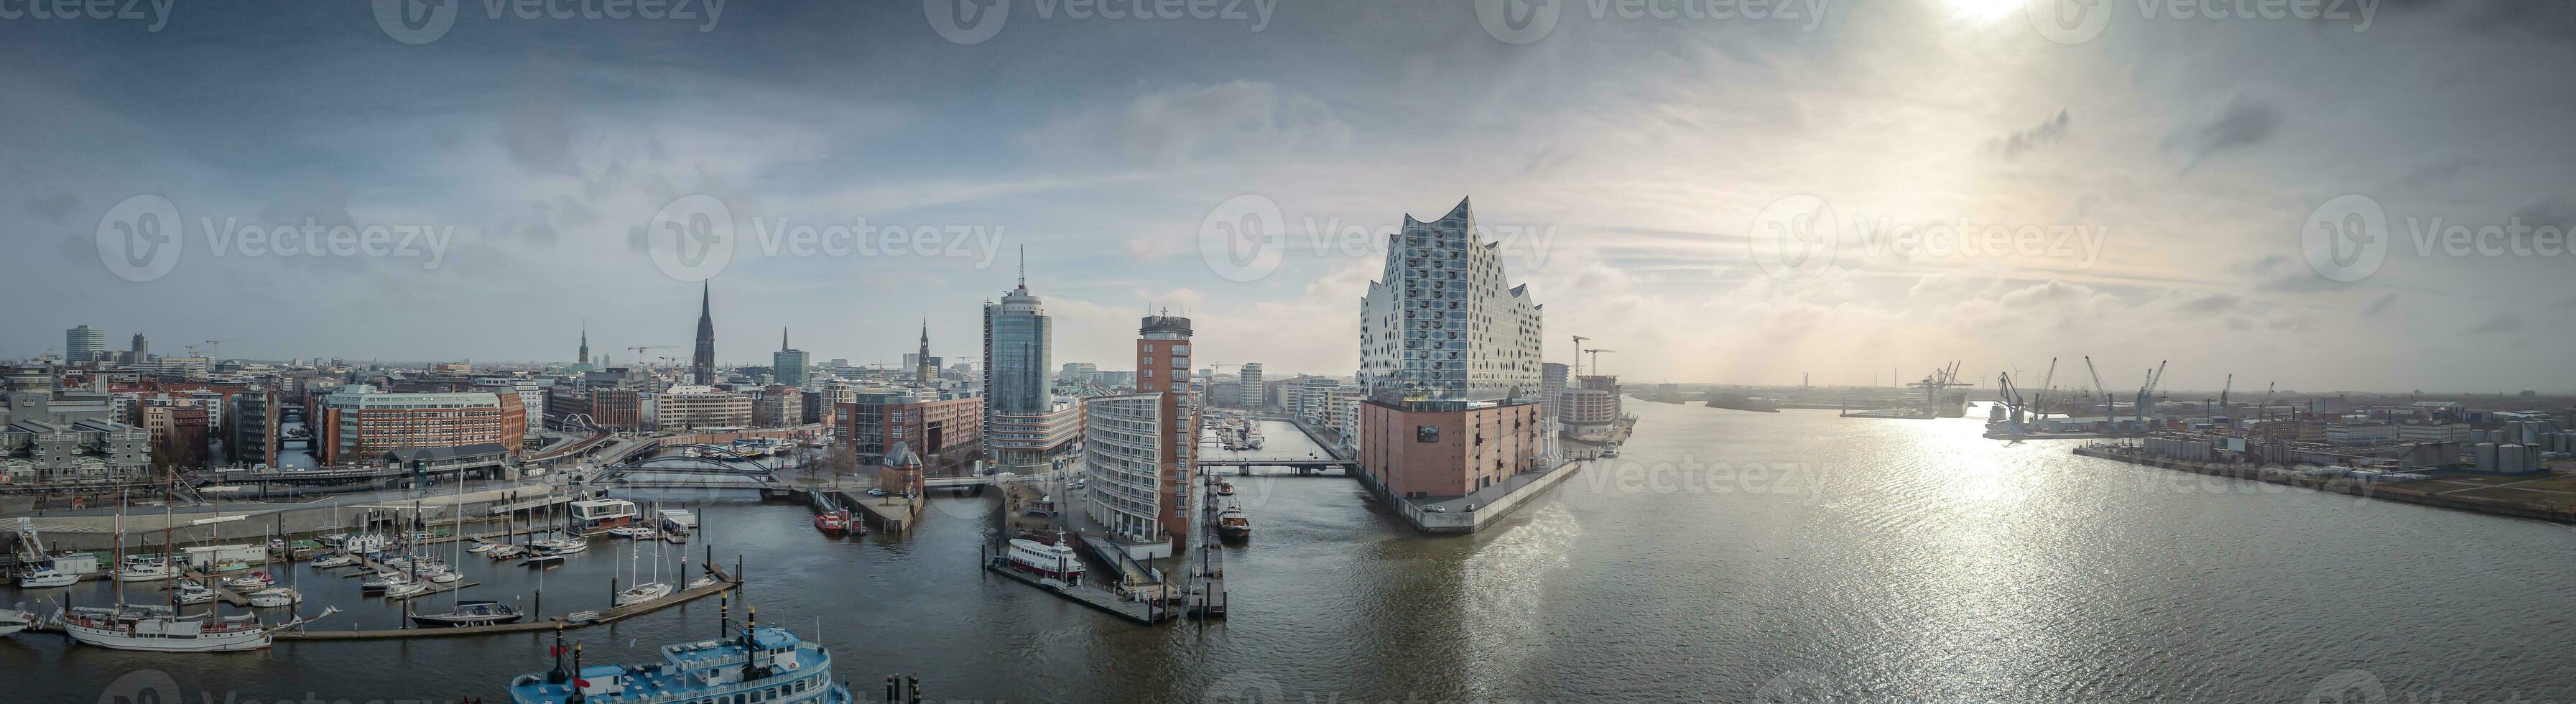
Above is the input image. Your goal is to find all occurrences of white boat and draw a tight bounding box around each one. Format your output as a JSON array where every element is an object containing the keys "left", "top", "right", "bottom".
[
  {"left": 175, "top": 583, "right": 218, "bottom": 606},
  {"left": 0, "top": 603, "right": 37, "bottom": 636},
  {"left": 468, "top": 540, "right": 497, "bottom": 553},
  {"left": 57, "top": 604, "right": 311, "bottom": 652},
  {"left": 1005, "top": 532, "right": 1085, "bottom": 582},
  {"left": 17, "top": 566, "right": 80, "bottom": 588},
  {"left": 246, "top": 588, "right": 304, "bottom": 608},
  {"left": 360, "top": 571, "right": 412, "bottom": 593},
  {"left": 309, "top": 553, "right": 356, "bottom": 568},
  {"left": 423, "top": 568, "right": 463, "bottom": 584},
  {"left": 537, "top": 539, "right": 587, "bottom": 555},
  {"left": 114, "top": 560, "right": 178, "bottom": 583},
  {"left": 382, "top": 581, "right": 432, "bottom": 599},
  {"left": 223, "top": 572, "right": 277, "bottom": 590},
  {"left": 486, "top": 545, "right": 527, "bottom": 560},
  {"left": 613, "top": 582, "right": 673, "bottom": 606}
]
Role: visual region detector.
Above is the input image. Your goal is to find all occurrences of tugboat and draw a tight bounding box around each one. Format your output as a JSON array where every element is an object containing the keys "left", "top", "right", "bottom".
[
  {"left": 506, "top": 608, "right": 851, "bottom": 703},
  {"left": 812, "top": 509, "right": 850, "bottom": 537},
  {"left": 1217, "top": 506, "right": 1251, "bottom": 542}
]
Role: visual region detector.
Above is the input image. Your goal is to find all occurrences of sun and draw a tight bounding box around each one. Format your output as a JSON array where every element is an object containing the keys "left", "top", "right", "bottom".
[{"left": 1942, "top": 0, "right": 2026, "bottom": 22}]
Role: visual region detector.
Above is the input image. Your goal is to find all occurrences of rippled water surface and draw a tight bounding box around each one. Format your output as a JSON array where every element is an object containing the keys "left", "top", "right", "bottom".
[{"left": 9, "top": 402, "right": 2575, "bottom": 702}]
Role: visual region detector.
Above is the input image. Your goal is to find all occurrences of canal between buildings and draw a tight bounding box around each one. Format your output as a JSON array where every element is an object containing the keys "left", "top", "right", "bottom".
[{"left": 7, "top": 402, "right": 2575, "bottom": 702}]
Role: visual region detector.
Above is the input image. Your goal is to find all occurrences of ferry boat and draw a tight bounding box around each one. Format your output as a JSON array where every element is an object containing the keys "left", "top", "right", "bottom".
[
  {"left": 55, "top": 603, "right": 336, "bottom": 652},
  {"left": 567, "top": 499, "right": 641, "bottom": 537},
  {"left": 506, "top": 619, "right": 850, "bottom": 704},
  {"left": 1217, "top": 506, "right": 1251, "bottom": 542},
  {"left": 1004, "top": 532, "right": 1084, "bottom": 583}
]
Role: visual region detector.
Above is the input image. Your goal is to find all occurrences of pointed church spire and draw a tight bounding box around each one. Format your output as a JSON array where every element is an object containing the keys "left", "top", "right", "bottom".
[{"left": 781, "top": 327, "right": 790, "bottom": 352}]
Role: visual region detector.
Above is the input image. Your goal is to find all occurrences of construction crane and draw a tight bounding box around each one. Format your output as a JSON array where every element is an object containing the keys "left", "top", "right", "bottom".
[
  {"left": 2083, "top": 356, "right": 2113, "bottom": 418},
  {"left": 203, "top": 339, "right": 238, "bottom": 361},
  {"left": 1570, "top": 335, "right": 1590, "bottom": 376},
  {"left": 1581, "top": 348, "right": 1616, "bottom": 376}
]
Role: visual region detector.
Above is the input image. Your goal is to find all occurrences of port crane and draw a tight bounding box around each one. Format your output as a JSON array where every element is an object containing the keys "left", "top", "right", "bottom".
[
  {"left": 2256, "top": 381, "right": 2276, "bottom": 422},
  {"left": 2210, "top": 374, "right": 2233, "bottom": 417},
  {"left": 2134, "top": 360, "right": 2167, "bottom": 423},
  {"left": 2031, "top": 357, "right": 2057, "bottom": 420},
  {"left": 2082, "top": 356, "right": 2114, "bottom": 418}
]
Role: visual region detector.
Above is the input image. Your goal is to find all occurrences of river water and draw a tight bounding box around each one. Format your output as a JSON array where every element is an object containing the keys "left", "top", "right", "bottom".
[{"left": 7, "top": 402, "right": 2575, "bottom": 702}]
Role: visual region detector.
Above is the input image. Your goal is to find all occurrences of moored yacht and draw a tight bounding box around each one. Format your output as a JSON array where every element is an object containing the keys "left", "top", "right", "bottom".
[{"left": 55, "top": 603, "right": 337, "bottom": 652}]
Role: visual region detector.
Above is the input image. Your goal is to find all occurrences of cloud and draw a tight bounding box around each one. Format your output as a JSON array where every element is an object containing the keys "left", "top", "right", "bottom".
[
  {"left": 2469, "top": 310, "right": 2524, "bottom": 333},
  {"left": 1015, "top": 81, "right": 1353, "bottom": 167},
  {"left": 1989, "top": 109, "right": 2071, "bottom": 158},
  {"left": 2172, "top": 94, "right": 2279, "bottom": 175},
  {"left": 2510, "top": 196, "right": 2575, "bottom": 230},
  {"left": 21, "top": 193, "right": 78, "bottom": 222},
  {"left": 2180, "top": 292, "right": 2243, "bottom": 314},
  {"left": 2361, "top": 292, "right": 2399, "bottom": 317}
]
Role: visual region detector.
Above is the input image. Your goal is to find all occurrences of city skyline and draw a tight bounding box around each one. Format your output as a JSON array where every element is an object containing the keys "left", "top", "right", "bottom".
[{"left": 8, "top": 2, "right": 2576, "bottom": 392}]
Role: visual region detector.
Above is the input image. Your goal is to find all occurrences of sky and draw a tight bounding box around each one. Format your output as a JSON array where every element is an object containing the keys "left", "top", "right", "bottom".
[{"left": 4, "top": 0, "right": 2572, "bottom": 393}]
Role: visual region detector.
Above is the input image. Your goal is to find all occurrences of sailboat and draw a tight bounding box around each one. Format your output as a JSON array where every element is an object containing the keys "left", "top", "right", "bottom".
[
  {"left": 58, "top": 488, "right": 340, "bottom": 652},
  {"left": 611, "top": 531, "right": 672, "bottom": 607},
  {"left": 414, "top": 478, "right": 523, "bottom": 626}
]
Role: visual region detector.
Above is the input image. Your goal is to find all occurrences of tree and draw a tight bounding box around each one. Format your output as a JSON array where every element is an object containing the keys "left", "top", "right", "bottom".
[{"left": 817, "top": 442, "right": 861, "bottom": 488}]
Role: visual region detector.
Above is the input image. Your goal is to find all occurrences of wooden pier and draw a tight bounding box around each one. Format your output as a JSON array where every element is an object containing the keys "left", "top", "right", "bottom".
[
  {"left": 983, "top": 561, "right": 1173, "bottom": 625},
  {"left": 272, "top": 565, "right": 740, "bottom": 641}
]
